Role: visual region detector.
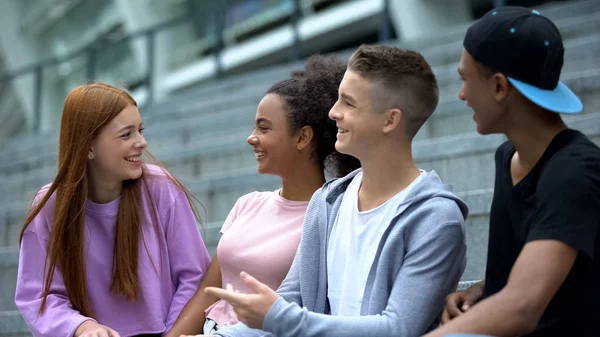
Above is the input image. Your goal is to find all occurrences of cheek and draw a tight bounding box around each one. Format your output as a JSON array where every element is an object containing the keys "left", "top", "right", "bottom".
[{"left": 100, "top": 141, "right": 128, "bottom": 163}]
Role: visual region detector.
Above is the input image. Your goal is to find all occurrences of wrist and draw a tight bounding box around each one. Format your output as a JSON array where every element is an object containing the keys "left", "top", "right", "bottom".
[
  {"left": 468, "top": 281, "right": 485, "bottom": 297},
  {"left": 74, "top": 320, "right": 95, "bottom": 337}
]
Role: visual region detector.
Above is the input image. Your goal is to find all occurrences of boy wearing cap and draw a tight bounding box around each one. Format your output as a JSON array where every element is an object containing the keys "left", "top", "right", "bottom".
[{"left": 425, "top": 6, "right": 600, "bottom": 337}]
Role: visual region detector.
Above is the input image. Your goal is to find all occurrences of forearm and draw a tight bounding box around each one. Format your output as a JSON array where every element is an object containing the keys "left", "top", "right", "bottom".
[
  {"left": 425, "top": 288, "right": 537, "bottom": 337},
  {"left": 165, "top": 257, "right": 222, "bottom": 337},
  {"left": 429, "top": 240, "right": 579, "bottom": 337},
  {"left": 264, "top": 298, "right": 405, "bottom": 337}
]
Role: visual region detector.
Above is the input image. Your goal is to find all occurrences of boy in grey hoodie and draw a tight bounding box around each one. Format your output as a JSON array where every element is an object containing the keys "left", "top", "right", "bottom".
[{"left": 199, "top": 45, "right": 469, "bottom": 337}]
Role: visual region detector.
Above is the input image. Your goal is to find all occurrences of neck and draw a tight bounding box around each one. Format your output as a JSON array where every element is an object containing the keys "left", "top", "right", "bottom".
[
  {"left": 279, "top": 161, "right": 326, "bottom": 202},
  {"left": 358, "top": 141, "right": 420, "bottom": 210},
  {"left": 505, "top": 108, "right": 566, "bottom": 169},
  {"left": 87, "top": 167, "right": 122, "bottom": 204}
]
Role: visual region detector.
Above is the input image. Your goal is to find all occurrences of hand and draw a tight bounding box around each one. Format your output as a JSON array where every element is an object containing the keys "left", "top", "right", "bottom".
[
  {"left": 441, "top": 282, "right": 485, "bottom": 324},
  {"left": 204, "top": 271, "right": 279, "bottom": 329},
  {"left": 74, "top": 320, "right": 120, "bottom": 337}
]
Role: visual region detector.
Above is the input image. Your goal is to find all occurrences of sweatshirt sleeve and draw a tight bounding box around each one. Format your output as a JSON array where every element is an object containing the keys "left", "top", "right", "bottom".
[
  {"left": 162, "top": 191, "right": 212, "bottom": 331},
  {"left": 261, "top": 220, "right": 466, "bottom": 337},
  {"left": 15, "top": 229, "right": 96, "bottom": 337}
]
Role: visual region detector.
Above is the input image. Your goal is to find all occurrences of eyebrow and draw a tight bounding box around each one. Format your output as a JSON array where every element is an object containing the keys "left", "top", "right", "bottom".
[
  {"left": 117, "top": 123, "right": 143, "bottom": 133},
  {"left": 256, "top": 118, "right": 272, "bottom": 125},
  {"left": 340, "top": 93, "right": 357, "bottom": 105}
]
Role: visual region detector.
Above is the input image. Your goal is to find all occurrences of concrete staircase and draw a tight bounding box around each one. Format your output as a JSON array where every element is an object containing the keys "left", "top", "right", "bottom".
[{"left": 1, "top": 1, "right": 599, "bottom": 335}]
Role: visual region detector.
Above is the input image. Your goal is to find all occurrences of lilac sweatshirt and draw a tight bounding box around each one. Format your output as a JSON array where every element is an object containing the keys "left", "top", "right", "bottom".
[{"left": 15, "top": 165, "right": 211, "bottom": 337}]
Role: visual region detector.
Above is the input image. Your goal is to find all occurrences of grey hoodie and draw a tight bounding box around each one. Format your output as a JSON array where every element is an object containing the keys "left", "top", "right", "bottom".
[{"left": 215, "top": 169, "right": 468, "bottom": 337}]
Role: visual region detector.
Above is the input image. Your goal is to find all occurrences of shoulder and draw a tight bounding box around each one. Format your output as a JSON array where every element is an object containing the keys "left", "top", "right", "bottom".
[
  {"left": 141, "top": 164, "right": 185, "bottom": 204},
  {"left": 232, "top": 191, "right": 272, "bottom": 211},
  {"left": 400, "top": 196, "right": 467, "bottom": 246},
  {"left": 413, "top": 196, "right": 466, "bottom": 231},
  {"left": 33, "top": 183, "right": 54, "bottom": 207},
  {"left": 539, "top": 133, "right": 600, "bottom": 191},
  {"left": 24, "top": 183, "right": 55, "bottom": 238},
  {"left": 545, "top": 132, "right": 600, "bottom": 169}
]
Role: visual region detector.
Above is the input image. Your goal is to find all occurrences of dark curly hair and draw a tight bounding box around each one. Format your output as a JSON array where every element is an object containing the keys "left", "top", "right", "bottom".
[{"left": 267, "top": 55, "right": 361, "bottom": 178}]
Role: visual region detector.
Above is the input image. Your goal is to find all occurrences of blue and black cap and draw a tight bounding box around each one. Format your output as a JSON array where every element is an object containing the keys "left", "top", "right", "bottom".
[{"left": 464, "top": 6, "right": 582, "bottom": 114}]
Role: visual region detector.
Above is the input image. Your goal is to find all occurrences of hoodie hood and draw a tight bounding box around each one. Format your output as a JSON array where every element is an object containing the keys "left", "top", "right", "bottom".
[{"left": 323, "top": 168, "right": 469, "bottom": 221}]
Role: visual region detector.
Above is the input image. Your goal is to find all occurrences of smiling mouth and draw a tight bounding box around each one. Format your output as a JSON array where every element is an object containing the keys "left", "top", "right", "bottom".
[
  {"left": 125, "top": 155, "right": 141, "bottom": 163},
  {"left": 338, "top": 128, "right": 348, "bottom": 134},
  {"left": 255, "top": 151, "right": 266, "bottom": 159}
]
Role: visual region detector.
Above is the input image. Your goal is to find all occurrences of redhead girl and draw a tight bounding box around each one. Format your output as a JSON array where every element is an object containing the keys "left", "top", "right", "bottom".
[{"left": 15, "top": 83, "right": 211, "bottom": 337}]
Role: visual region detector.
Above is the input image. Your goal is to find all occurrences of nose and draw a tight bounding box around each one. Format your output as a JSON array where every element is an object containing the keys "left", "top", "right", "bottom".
[
  {"left": 137, "top": 134, "right": 148, "bottom": 149},
  {"left": 247, "top": 131, "right": 258, "bottom": 146},
  {"left": 329, "top": 102, "right": 342, "bottom": 121},
  {"left": 458, "top": 86, "right": 466, "bottom": 101}
]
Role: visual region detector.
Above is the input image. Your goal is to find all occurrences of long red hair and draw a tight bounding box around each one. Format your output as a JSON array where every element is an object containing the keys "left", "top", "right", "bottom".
[{"left": 20, "top": 83, "right": 202, "bottom": 318}]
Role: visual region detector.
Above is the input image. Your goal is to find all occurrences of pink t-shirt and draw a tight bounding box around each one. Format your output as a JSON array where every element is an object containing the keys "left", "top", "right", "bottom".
[{"left": 205, "top": 190, "right": 309, "bottom": 326}]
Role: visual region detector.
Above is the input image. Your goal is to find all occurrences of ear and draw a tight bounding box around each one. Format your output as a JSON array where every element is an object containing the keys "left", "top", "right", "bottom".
[
  {"left": 492, "top": 73, "right": 510, "bottom": 102},
  {"left": 296, "top": 126, "right": 314, "bottom": 151},
  {"left": 382, "top": 108, "right": 402, "bottom": 134}
]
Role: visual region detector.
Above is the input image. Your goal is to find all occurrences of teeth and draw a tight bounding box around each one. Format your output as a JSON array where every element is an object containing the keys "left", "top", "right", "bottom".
[
  {"left": 338, "top": 128, "right": 348, "bottom": 133},
  {"left": 255, "top": 151, "right": 266, "bottom": 158},
  {"left": 126, "top": 156, "right": 141, "bottom": 162}
]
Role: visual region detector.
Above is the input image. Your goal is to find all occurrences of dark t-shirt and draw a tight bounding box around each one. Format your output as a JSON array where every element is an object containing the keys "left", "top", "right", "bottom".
[{"left": 483, "top": 129, "right": 600, "bottom": 337}]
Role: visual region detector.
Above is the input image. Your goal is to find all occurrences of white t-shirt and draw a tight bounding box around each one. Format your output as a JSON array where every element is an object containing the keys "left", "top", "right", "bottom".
[{"left": 327, "top": 170, "right": 425, "bottom": 316}]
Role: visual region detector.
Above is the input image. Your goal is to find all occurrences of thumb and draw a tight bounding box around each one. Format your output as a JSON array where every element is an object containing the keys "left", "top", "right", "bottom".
[
  {"left": 461, "top": 294, "right": 475, "bottom": 311},
  {"left": 240, "top": 271, "right": 265, "bottom": 293}
]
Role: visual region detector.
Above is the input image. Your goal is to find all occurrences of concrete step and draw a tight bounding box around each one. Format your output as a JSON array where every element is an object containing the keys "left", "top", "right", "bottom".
[
  {"left": 2, "top": 104, "right": 599, "bottom": 213},
  {"left": 146, "top": 27, "right": 600, "bottom": 134},
  {"left": 0, "top": 310, "right": 30, "bottom": 337},
  {"left": 152, "top": 110, "right": 600, "bottom": 180},
  {"left": 0, "top": 185, "right": 501, "bottom": 294},
  {"left": 1, "top": 3, "right": 600, "bottom": 169},
  {"left": 3, "top": 61, "right": 599, "bottom": 185},
  {"left": 2, "top": 112, "right": 598, "bottom": 249},
  {"left": 417, "top": 67, "right": 600, "bottom": 140}
]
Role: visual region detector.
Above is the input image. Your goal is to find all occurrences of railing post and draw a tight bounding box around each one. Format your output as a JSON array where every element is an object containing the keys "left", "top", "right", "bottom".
[
  {"left": 290, "top": 0, "right": 302, "bottom": 61},
  {"left": 146, "top": 29, "right": 156, "bottom": 105},
  {"left": 493, "top": 0, "right": 506, "bottom": 8},
  {"left": 379, "top": 0, "right": 393, "bottom": 42},
  {"left": 214, "top": 2, "right": 226, "bottom": 79},
  {"left": 86, "top": 47, "right": 97, "bottom": 83},
  {"left": 33, "top": 65, "right": 43, "bottom": 134}
]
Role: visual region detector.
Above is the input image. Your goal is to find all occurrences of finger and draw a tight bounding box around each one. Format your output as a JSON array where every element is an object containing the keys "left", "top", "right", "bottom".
[
  {"left": 98, "top": 329, "right": 110, "bottom": 337},
  {"left": 107, "top": 327, "right": 121, "bottom": 337},
  {"left": 239, "top": 271, "right": 267, "bottom": 293},
  {"left": 205, "top": 286, "right": 242, "bottom": 305},
  {"left": 446, "top": 299, "right": 464, "bottom": 318},
  {"left": 441, "top": 308, "right": 450, "bottom": 324}
]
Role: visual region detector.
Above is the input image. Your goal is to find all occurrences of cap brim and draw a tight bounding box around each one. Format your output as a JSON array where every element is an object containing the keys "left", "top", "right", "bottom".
[{"left": 507, "top": 77, "right": 582, "bottom": 114}]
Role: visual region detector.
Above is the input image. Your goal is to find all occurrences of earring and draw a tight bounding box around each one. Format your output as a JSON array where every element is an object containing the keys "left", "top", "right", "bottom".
[{"left": 88, "top": 153, "right": 95, "bottom": 160}]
